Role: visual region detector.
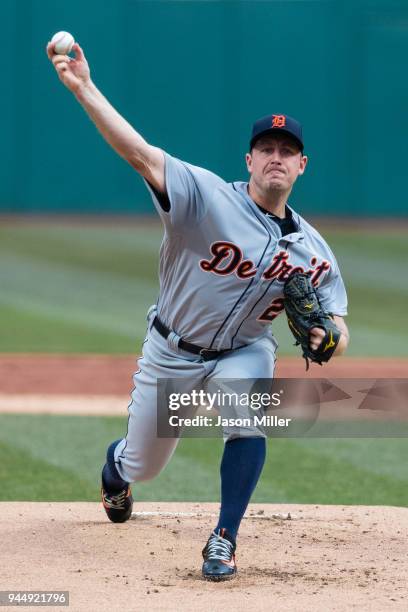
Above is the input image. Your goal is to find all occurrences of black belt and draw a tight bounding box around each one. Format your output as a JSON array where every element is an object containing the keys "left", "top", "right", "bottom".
[{"left": 152, "top": 316, "right": 229, "bottom": 361}]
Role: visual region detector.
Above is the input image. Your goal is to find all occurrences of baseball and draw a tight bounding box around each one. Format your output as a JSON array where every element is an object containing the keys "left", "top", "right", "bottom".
[{"left": 51, "top": 31, "right": 75, "bottom": 55}]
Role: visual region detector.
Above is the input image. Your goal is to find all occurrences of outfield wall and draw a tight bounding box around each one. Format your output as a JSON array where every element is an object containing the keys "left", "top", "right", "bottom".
[{"left": 2, "top": 0, "right": 407, "bottom": 214}]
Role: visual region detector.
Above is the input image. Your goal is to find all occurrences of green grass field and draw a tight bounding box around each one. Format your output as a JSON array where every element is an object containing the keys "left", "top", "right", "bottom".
[
  {"left": 0, "top": 221, "right": 406, "bottom": 355},
  {"left": 0, "top": 414, "right": 408, "bottom": 505},
  {"left": 0, "top": 220, "right": 407, "bottom": 505}
]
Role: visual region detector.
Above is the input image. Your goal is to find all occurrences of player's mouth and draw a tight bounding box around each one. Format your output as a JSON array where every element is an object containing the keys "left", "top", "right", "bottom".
[{"left": 266, "top": 168, "right": 285, "bottom": 176}]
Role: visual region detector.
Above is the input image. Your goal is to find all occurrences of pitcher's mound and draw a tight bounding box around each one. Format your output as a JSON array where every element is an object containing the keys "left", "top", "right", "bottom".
[{"left": 1, "top": 502, "right": 407, "bottom": 611}]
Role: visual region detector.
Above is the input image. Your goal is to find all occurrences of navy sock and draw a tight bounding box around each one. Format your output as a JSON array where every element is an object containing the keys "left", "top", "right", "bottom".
[
  {"left": 102, "top": 439, "right": 129, "bottom": 493},
  {"left": 215, "top": 437, "right": 266, "bottom": 541}
]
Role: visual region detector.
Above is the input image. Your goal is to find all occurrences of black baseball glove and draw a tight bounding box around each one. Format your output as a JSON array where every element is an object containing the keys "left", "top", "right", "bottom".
[{"left": 283, "top": 273, "right": 341, "bottom": 370}]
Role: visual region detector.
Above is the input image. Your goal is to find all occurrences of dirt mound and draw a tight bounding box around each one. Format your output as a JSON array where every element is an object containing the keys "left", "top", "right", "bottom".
[{"left": 1, "top": 502, "right": 407, "bottom": 611}]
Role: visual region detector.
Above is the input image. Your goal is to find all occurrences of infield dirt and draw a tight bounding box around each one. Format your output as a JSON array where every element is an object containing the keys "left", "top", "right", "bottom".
[
  {"left": 0, "top": 355, "right": 406, "bottom": 416},
  {"left": 1, "top": 502, "right": 407, "bottom": 611}
]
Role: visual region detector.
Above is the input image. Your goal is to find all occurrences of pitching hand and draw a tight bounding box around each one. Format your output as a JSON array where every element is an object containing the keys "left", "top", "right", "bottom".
[
  {"left": 46, "top": 41, "right": 90, "bottom": 94},
  {"left": 309, "top": 327, "right": 325, "bottom": 351}
]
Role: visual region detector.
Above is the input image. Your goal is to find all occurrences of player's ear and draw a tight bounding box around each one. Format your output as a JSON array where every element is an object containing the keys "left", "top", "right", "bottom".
[
  {"left": 245, "top": 152, "right": 253, "bottom": 173},
  {"left": 298, "top": 154, "right": 308, "bottom": 176}
]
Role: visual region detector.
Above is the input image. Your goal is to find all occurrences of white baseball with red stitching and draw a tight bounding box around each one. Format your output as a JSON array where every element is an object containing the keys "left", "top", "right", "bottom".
[{"left": 51, "top": 31, "right": 74, "bottom": 55}]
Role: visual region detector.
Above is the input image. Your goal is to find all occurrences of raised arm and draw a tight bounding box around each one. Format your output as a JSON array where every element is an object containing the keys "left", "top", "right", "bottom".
[{"left": 46, "top": 40, "right": 165, "bottom": 193}]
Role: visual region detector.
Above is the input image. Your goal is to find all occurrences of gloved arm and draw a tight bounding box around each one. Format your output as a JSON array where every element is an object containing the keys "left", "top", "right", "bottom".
[{"left": 283, "top": 273, "right": 345, "bottom": 370}]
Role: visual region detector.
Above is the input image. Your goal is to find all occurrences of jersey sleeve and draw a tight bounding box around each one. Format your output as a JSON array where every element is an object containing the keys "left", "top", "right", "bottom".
[
  {"left": 316, "top": 258, "right": 348, "bottom": 316},
  {"left": 143, "top": 151, "right": 225, "bottom": 229}
]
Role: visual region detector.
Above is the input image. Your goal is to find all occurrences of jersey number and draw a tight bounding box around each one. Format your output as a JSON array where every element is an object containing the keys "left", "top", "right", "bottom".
[{"left": 258, "top": 297, "right": 285, "bottom": 322}]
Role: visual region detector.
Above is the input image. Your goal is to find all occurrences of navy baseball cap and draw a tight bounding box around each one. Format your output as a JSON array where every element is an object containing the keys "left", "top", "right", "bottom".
[{"left": 250, "top": 114, "right": 304, "bottom": 152}]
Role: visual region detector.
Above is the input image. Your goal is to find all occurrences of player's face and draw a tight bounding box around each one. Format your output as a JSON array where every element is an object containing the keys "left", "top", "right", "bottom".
[{"left": 246, "top": 134, "right": 307, "bottom": 194}]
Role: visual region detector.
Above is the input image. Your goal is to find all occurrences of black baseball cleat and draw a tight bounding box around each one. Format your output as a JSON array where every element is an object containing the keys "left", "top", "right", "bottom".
[
  {"left": 101, "top": 439, "right": 133, "bottom": 523},
  {"left": 101, "top": 480, "right": 133, "bottom": 523},
  {"left": 202, "top": 528, "right": 237, "bottom": 581}
]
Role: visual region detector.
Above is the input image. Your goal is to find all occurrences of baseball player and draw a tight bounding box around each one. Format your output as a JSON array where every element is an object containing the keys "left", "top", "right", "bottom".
[{"left": 47, "top": 40, "right": 350, "bottom": 581}]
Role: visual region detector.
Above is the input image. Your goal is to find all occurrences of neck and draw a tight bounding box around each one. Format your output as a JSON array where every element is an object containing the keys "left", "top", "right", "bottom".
[{"left": 247, "top": 180, "right": 291, "bottom": 218}]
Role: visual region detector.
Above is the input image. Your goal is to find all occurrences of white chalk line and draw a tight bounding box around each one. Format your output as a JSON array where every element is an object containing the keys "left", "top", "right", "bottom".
[{"left": 131, "top": 511, "right": 295, "bottom": 520}]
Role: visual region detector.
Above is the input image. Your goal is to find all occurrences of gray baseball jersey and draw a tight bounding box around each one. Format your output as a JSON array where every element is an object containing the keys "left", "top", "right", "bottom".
[
  {"left": 114, "top": 151, "right": 348, "bottom": 483},
  {"left": 145, "top": 152, "right": 347, "bottom": 349}
]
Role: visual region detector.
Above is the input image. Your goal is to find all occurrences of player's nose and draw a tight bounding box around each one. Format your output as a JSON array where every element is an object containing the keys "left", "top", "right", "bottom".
[
  {"left": 269, "top": 149, "right": 283, "bottom": 162},
  {"left": 269, "top": 154, "right": 283, "bottom": 166}
]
